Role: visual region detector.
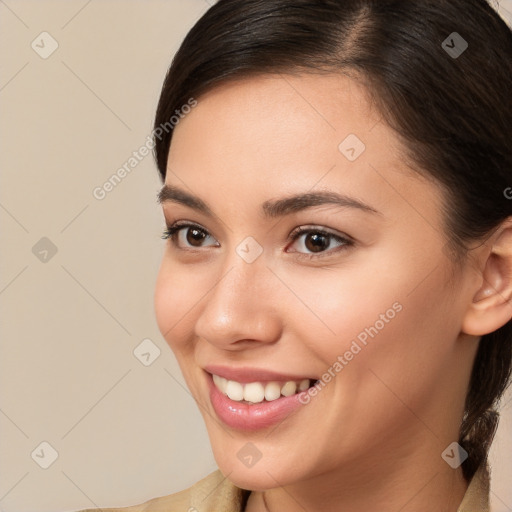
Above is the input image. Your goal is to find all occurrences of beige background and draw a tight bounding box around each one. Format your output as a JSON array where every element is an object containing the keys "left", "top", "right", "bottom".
[{"left": 0, "top": 1, "right": 511, "bottom": 511}]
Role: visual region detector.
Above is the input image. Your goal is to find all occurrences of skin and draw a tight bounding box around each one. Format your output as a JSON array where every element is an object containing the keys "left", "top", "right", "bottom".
[{"left": 154, "top": 73, "right": 512, "bottom": 512}]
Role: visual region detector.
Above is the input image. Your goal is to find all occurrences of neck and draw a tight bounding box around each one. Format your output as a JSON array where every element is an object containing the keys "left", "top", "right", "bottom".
[{"left": 245, "top": 436, "right": 470, "bottom": 512}]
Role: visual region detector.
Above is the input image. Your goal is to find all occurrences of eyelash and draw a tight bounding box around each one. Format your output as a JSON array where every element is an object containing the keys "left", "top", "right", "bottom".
[{"left": 161, "top": 221, "right": 354, "bottom": 260}]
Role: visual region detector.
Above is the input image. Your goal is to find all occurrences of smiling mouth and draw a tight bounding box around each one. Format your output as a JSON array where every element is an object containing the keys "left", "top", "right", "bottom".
[{"left": 212, "top": 374, "right": 319, "bottom": 404}]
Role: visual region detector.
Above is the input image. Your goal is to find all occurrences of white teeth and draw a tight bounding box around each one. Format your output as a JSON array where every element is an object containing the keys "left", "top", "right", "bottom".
[
  {"left": 264, "top": 381, "right": 281, "bottom": 401},
  {"left": 243, "top": 382, "right": 265, "bottom": 403},
  {"left": 212, "top": 374, "right": 228, "bottom": 394},
  {"left": 213, "top": 375, "right": 311, "bottom": 404},
  {"left": 298, "top": 379, "right": 310, "bottom": 392},
  {"left": 281, "top": 381, "right": 297, "bottom": 397},
  {"left": 226, "top": 380, "right": 244, "bottom": 401}
]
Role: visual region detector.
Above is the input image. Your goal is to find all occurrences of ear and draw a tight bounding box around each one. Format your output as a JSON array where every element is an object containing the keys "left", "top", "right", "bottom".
[{"left": 462, "top": 218, "right": 512, "bottom": 336}]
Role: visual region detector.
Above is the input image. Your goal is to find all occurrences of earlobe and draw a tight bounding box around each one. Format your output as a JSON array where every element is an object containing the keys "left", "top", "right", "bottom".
[{"left": 462, "top": 220, "right": 512, "bottom": 336}]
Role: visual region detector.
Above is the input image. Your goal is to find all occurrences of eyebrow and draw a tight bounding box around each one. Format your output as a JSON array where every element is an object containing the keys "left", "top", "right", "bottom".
[{"left": 157, "top": 184, "right": 380, "bottom": 218}]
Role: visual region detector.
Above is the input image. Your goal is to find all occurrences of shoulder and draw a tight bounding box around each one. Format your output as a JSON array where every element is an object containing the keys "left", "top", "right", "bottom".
[
  {"left": 457, "top": 463, "right": 491, "bottom": 512},
  {"left": 76, "top": 470, "right": 249, "bottom": 512}
]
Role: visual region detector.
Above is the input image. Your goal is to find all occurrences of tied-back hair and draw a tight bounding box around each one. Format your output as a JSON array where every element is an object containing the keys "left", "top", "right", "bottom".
[{"left": 153, "top": 0, "right": 512, "bottom": 482}]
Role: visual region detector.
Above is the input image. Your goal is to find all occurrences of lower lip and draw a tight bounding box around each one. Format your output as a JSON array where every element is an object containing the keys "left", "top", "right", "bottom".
[{"left": 207, "top": 374, "right": 308, "bottom": 431}]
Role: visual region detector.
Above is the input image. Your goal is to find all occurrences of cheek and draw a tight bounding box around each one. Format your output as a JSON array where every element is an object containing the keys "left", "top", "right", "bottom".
[
  {"left": 286, "top": 245, "right": 456, "bottom": 382},
  {"left": 154, "top": 259, "right": 197, "bottom": 353},
  {"left": 278, "top": 261, "right": 407, "bottom": 362},
  {"left": 280, "top": 261, "right": 458, "bottom": 461},
  {"left": 333, "top": 268, "right": 457, "bottom": 414}
]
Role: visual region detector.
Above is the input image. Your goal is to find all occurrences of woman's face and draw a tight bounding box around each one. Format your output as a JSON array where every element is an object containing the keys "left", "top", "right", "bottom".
[{"left": 154, "top": 73, "right": 479, "bottom": 490}]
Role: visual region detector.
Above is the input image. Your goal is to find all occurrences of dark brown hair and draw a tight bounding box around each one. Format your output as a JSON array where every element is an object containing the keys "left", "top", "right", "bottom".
[{"left": 153, "top": 0, "right": 512, "bottom": 482}]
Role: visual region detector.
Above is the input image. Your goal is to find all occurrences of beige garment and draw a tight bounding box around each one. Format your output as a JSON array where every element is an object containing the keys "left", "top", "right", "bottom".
[{"left": 79, "top": 464, "right": 490, "bottom": 512}]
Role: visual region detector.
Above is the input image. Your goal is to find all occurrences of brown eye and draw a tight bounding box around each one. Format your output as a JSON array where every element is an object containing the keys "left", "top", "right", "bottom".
[
  {"left": 303, "top": 232, "right": 330, "bottom": 253},
  {"left": 288, "top": 227, "right": 353, "bottom": 258},
  {"left": 161, "top": 223, "right": 219, "bottom": 249},
  {"left": 185, "top": 227, "right": 208, "bottom": 247}
]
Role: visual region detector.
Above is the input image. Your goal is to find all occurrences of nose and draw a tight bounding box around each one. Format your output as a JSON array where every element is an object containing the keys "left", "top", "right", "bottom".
[{"left": 194, "top": 252, "right": 282, "bottom": 351}]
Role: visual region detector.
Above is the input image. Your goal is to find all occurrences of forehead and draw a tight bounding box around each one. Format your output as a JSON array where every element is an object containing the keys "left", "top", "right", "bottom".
[
  {"left": 168, "top": 73, "right": 398, "bottom": 176},
  {"left": 171, "top": 72, "right": 380, "bottom": 153},
  {"left": 165, "top": 72, "right": 442, "bottom": 230}
]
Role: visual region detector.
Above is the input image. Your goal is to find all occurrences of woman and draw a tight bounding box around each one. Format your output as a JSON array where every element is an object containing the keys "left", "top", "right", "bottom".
[{"left": 81, "top": 0, "right": 512, "bottom": 510}]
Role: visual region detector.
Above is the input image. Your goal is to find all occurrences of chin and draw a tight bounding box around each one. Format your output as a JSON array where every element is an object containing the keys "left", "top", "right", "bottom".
[
  {"left": 216, "top": 461, "right": 290, "bottom": 492},
  {"left": 210, "top": 440, "right": 311, "bottom": 491}
]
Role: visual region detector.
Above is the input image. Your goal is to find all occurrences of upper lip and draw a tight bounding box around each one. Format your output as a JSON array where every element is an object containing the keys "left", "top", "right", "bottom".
[{"left": 204, "top": 365, "right": 316, "bottom": 383}]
